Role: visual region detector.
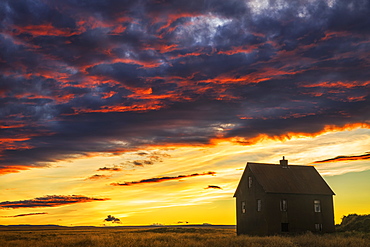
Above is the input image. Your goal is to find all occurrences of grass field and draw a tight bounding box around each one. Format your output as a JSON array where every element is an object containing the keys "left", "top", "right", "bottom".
[{"left": 1, "top": 226, "right": 369, "bottom": 247}]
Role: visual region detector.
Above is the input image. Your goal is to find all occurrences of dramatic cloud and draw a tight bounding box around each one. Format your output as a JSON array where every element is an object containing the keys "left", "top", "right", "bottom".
[
  {"left": 1, "top": 0, "right": 370, "bottom": 174},
  {"left": 205, "top": 185, "right": 222, "bottom": 190},
  {"left": 314, "top": 152, "right": 370, "bottom": 164},
  {"left": 104, "top": 215, "right": 121, "bottom": 224},
  {"left": 111, "top": 171, "right": 216, "bottom": 186},
  {"left": 0, "top": 195, "right": 110, "bottom": 209},
  {"left": 1, "top": 212, "right": 47, "bottom": 217}
]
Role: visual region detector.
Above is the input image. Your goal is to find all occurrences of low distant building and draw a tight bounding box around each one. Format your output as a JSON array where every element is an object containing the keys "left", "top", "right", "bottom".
[{"left": 234, "top": 157, "right": 335, "bottom": 235}]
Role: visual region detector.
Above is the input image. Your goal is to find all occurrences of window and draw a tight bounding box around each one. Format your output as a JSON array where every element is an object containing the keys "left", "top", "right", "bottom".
[
  {"left": 281, "top": 223, "right": 289, "bottom": 232},
  {"left": 314, "top": 200, "right": 321, "bottom": 212},
  {"left": 315, "top": 223, "right": 322, "bottom": 231},
  {"left": 241, "top": 201, "right": 246, "bottom": 214},
  {"left": 248, "top": 176, "right": 252, "bottom": 188},
  {"left": 280, "top": 199, "right": 287, "bottom": 211},
  {"left": 257, "top": 199, "right": 262, "bottom": 212}
]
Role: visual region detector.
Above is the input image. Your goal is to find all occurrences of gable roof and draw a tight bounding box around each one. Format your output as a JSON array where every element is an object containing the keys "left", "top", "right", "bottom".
[{"left": 234, "top": 162, "right": 335, "bottom": 196}]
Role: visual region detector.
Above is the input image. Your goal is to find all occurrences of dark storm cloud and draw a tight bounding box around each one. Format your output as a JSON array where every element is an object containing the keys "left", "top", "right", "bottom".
[
  {"left": 0, "top": 195, "right": 110, "bottom": 209},
  {"left": 1, "top": 0, "right": 370, "bottom": 173},
  {"left": 313, "top": 152, "right": 370, "bottom": 164},
  {"left": 111, "top": 171, "right": 216, "bottom": 186}
]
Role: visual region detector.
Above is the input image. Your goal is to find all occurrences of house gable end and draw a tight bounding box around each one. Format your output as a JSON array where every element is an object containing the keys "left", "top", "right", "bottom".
[{"left": 234, "top": 163, "right": 267, "bottom": 197}]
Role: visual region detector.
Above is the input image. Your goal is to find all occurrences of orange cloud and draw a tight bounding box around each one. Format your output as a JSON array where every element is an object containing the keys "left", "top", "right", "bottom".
[
  {"left": 85, "top": 174, "right": 111, "bottom": 180},
  {"left": 142, "top": 42, "right": 179, "bottom": 53},
  {"left": 205, "top": 185, "right": 222, "bottom": 190},
  {"left": 0, "top": 195, "right": 110, "bottom": 209},
  {"left": 72, "top": 101, "right": 166, "bottom": 114},
  {"left": 300, "top": 81, "right": 370, "bottom": 89},
  {"left": 110, "top": 58, "right": 163, "bottom": 68},
  {"left": 213, "top": 123, "right": 370, "bottom": 146},
  {"left": 0, "top": 137, "right": 31, "bottom": 143},
  {"left": 217, "top": 45, "right": 258, "bottom": 55},
  {"left": 97, "top": 166, "right": 122, "bottom": 172},
  {"left": 0, "top": 124, "right": 26, "bottom": 129},
  {"left": 313, "top": 152, "right": 370, "bottom": 164},
  {"left": 11, "top": 92, "right": 76, "bottom": 104},
  {"left": 13, "top": 23, "right": 81, "bottom": 37},
  {"left": 111, "top": 171, "right": 216, "bottom": 186},
  {"left": 1, "top": 212, "right": 48, "bottom": 218},
  {"left": 0, "top": 137, "right": 34, "bottom": 152},
  {"left": 152, "top": 13, "right": 195, "bottom": 38},
  {"left": 0, "top": 165, "right": 32, "bottom": 175},
  {"left": 101, "top": 91, "right": 117, "bottom": 99},
  {"left": 198, "top": 66, "right": 302, "bottom": 86}
]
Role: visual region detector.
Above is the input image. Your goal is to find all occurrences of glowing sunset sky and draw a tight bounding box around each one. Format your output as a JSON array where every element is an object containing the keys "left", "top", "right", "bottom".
[{"left": 1, "top": 0, "right": 370, "bottom": 226}]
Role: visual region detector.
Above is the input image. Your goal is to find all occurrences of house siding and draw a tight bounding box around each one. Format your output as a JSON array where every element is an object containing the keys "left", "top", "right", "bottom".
[
  {"left": 235, "top": 163, "right": 335, "bottom": 236},
  {"left": 235, "top": 167, "right": 268, "bottom": 235},
  {"left": 264, "top": 194, "right": 335, "bottom": 235}
]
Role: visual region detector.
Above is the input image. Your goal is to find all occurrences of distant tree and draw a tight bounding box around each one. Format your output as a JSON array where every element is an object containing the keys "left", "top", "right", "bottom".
[
  {"left": 104, "top": 215, "right": 121, "bottom": 224},
  {"left": 337, "top": 214, "right": 370, "bottom": 232}
]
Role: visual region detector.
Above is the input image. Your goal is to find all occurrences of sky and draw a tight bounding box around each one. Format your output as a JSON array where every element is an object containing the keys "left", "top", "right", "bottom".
[{"left": 0, "top": 0, "right": 370, "bottom": 226}]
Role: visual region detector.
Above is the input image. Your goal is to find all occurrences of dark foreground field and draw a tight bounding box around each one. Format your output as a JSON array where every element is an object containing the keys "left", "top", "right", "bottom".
[{"left": 1, "top": 226, "right": 369, "bottom": 247}]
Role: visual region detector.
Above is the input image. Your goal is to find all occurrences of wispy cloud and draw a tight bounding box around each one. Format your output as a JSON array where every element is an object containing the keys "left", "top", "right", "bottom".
[
  {"left": 1, "top": 212, "right": 48, "bottom": 217},
  {"left": 111, "top": 171, "right": 216, "bottom": 186},
  {"left": 86, "top": 174, "right": 111, "bottom": 180},
  {"left": 0, "top": 195, "right": 110, "bottom": 209},
  {"left": 97, "top": 166, "right": 122, "bottom": 172},
  {"left": 121, "top": 151, "right": 171, "bottom": 167},
  {"left": 313, "top": 152, "right": 370, "bottom": 164},
  {"left": 205, "top": 185, "right": 222, "bottom": 190}
]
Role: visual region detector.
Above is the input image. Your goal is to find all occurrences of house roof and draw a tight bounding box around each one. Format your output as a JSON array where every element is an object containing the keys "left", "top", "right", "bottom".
[{"left": 234, "top": 162, "right": 335, "bottom": 196}]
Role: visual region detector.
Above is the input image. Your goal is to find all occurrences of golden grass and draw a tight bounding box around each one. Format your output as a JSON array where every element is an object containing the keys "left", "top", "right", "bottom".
[{"left": 0, "top": 226, "right": 369, "bottom": 247}]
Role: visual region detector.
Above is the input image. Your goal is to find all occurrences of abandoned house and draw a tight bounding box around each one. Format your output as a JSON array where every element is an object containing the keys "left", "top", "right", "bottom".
[{"left": 234, "top": 157, "right": 335, "bottom": 235}]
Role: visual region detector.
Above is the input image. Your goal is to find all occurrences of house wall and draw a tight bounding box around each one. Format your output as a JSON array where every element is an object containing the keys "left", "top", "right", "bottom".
[
  {"left": 264, "top": 194, "right": 335, "bottom": 235},
  {"left": 235, "top": 167, "right": 269, "bottom": 235},
  {"left": 235, "top": 168, "right": 335, "bottom": 235}
]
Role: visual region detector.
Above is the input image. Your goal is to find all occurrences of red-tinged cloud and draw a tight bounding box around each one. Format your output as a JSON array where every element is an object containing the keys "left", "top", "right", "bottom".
[
  {"left": 12, "top": 23, "right": 81, "bottom": 37},
  {"left": 0, "top": 165, "right": 32, "bottom": 175},
  {"left": 1, "top": 0, "right": 370, "bottom": 173},
  {"left": 223, "top": 123, "right": 370, "bottom": 146},
  {"left": 0, "top": 195, "right": 110, "bottom": 209},
  {"left": 1, "top": 212, "right": 48, "bottom": 218},
  {"left": 205, "top": 185, "right": 222, "bottom": 190},
  {"left": 313, "top": 152, "right": 370, "bottom": 164},
  {"left": 300, "top": 81, "right": 370, "bottom": 89},
  {"left": 111, "top": 171, "right": 216, "bottom": 186}
]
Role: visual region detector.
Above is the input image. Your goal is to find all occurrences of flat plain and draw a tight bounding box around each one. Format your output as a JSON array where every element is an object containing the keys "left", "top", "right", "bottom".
[{"left": 1, "top": 226, "right": 369, "bottom": 247}]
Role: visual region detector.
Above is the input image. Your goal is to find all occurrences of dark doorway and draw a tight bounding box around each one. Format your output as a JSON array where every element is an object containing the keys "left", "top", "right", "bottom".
[{"left": 281, "top": 223, "right": 289, "bottom": 232}]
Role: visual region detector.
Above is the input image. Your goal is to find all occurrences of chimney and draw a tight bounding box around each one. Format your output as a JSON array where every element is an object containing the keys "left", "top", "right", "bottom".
[{"left": 280, "top": 156, "right": 288, "bottom": 168}]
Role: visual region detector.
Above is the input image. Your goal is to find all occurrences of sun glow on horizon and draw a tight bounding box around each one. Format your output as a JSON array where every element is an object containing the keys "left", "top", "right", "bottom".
[{"left": 1, "top": 128, "right": 370, "bottom": 226}]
